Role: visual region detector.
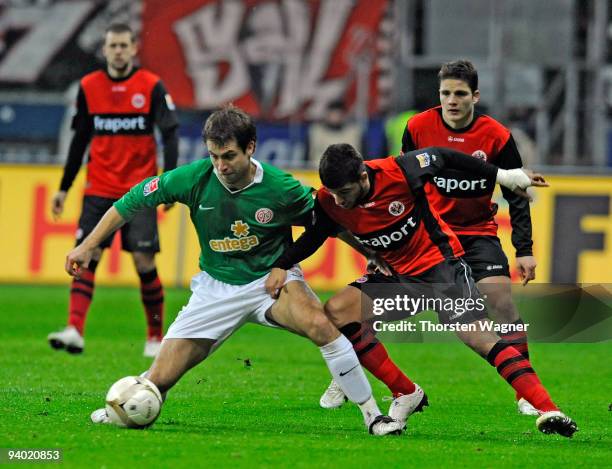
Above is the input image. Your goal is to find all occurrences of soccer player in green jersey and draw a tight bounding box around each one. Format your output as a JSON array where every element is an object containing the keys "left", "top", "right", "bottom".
[{"left": 66, "top": 105, "right": 403, "bottom": 435}]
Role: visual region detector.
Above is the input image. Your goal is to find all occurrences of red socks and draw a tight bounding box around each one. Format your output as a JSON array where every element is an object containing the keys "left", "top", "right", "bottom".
[
  {"left": 487, "top": 340, "right": 558, "bottom": 412},
  {"left": 500, "top": 319, "right": 530, "bottom": 359},
  {"left": 67, "top": 261, "right": 164, "bottom": 340},
  {"left": 339, "top": 322, "right": 416, "bottom": 397},
  {"left": 138, "top": 268, "right": 164, "bottom": 340},
  {"left": 500, "top": 319, "right": 530, "bottom": 400},
  {"left": 67, "top": 260, "right": 98, "bottom": 335}
]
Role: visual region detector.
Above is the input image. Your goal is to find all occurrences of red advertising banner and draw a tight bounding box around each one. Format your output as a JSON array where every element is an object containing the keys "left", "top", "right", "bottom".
[{"left": 141, "top": 0, "right": 389, "bottom": 119}]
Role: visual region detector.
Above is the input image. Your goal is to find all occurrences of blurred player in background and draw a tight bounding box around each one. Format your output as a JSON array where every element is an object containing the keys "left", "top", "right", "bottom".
[
  {"left": 48, "top": 23, "right": 179, "bottom": 357},
  {"left": 319, "top": 59, "right": 542, "bottom": 417},
  {"left": 75, "top": 105, "right": 403, "bottom": 436}
]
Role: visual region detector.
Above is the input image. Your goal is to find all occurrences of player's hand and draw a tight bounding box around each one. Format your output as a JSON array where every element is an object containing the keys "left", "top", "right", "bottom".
[
  {"left": 513, "top": 169, "right": 549, "bottom": 201},
  {"left": 366, "top": 252, "right": 393, "bottom": 276},
  {"left": 522, "top": 169, "right": 549, "bottom": 187},
  {"left": 265, "top": 268, "right": 287, "bottom": 299},
  {"left": 163, "top": 203, "right": 175, "bottom": 212},
  {"left": 65, "top": 245, "right": 93, "bottom": 278},
  {"left": 516, "top": 255, "right": 537, "bottom": 286},
  {"left": 497, "top": 168, "right": 549, "bottom": 201},
  {"left": 51, "top": 191, "right": 67, "bottom": 220}
]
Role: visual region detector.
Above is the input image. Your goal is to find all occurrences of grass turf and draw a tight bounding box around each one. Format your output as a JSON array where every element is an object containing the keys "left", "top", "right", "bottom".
[{"left": 0, "top": 284, "right": 610, "bottom": 468}]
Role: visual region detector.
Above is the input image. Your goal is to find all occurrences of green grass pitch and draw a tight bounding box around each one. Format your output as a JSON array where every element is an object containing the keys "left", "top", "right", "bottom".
[{"left": 1, "top": 284, "right": 610, "bottom": 468}]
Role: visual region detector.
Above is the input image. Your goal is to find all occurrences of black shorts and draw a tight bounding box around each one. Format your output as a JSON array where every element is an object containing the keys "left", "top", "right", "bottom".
[
  {"left": 457, "top": 235, "right": 510, "bottom": 282},
  {"left": 76, "top": 195, "right": 160, "bottom": 252},
  {"left": 349, "top": 258, "right": 489, "bottom": 325}
]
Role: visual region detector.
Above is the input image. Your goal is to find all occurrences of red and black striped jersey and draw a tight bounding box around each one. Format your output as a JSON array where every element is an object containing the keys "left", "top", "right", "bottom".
[
  {"left": 60, "top": 68, "right": 179, "bottom": 199},
  {"left": 274, "top": 148, "right": 499, "bottom": 276},
  {"left": 317, "top": 156, "right": 465, "bottom": 275},
  {"left": 402, "top": 107, "right": 533, "bottom": 256}
]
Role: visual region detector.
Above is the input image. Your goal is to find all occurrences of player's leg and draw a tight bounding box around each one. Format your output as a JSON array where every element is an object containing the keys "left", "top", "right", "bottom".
[
  {"left": 266, "top": 277, "right": 402, "bottom": 435},
  {"left": 477, "top": 276, "right": 538, "bottom": 415},
  {"left": 477, "top": 277, "right": 519, "bottom": 321},
  {"left": 455, "top": 325, "right": 577, "bottom": 437},
  {"left": 48, "top": 196, "right": 114, "bottom": 353},
  {"left": 91, "top": 336, "right": 216, "bottom": 424},
  {"left": 132, "top": 251, "right": 164, "bottom": 355},
  {"left": 460, "top": 236, "right": 529, "bottom": 359},
  {"left": 455, "top": 325, "right": 548, "bottom": 408},
  {"left": 327, "top": 286, "right": 417, "bottom": 398},
  {"left": 124, "top": 207, "right": 164, "bottom": 358},
  {"left": 92, "top": 270, "right": 243, "bottom": 425},
  {"left": 146, "top": 338, "right": 214, "bottom": 393},
  {"left": 460, "top": 235, "right": 535, "bottom": 413},
  {"left": 445, "top": 260, "right": 577, "bottom": 437}
]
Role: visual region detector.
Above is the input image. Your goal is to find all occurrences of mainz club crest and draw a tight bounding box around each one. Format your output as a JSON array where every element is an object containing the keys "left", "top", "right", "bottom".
[
  {"left": 255, "top": 208, "right": 274, "bottom": 224},
  {"left": 388, "top": 201, "right": 405, "bottom": 216}
]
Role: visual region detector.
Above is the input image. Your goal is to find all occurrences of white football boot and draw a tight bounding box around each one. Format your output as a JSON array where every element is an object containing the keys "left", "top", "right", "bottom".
[
  {"left": 143, "top": 339, "right": 162, "bottom": 358},
  {"left": 319, "top": 379, "right": 347, "bottom": 409},
  {"left": 388, "top": 384, "right": 429, "bottom": 428},
  {"left": 517, "top": 397, "right": 541, "bottom": 416},
  {"left": 47, "top": 325, "right": 84, "bottom": 354},
  {"left": 536, "top": 411, "right": 578, "bottom": 437},
  {"left": 368, "top": 415, "right": 404, "bottom": 436},
  {"left": 90, "top": 408, "right": 110, "bottom": 424}
]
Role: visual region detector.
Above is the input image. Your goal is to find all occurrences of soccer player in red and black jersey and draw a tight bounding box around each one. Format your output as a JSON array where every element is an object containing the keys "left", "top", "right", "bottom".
[
  {"left": 48, "top": 23, "right": 179, "bottom": 358},
  {"left": 401, "top": 60, "right": 539, "bottom": 415},
  {"left": 267, "top": 144, "right": 577, "bottom": 437}
]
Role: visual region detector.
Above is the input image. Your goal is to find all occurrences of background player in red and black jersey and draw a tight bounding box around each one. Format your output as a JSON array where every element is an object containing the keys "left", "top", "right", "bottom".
[
  {"left": 401, "top": 60, "right": 539, "bottom": 415},
  {"left": 48, "top": 23, "right": 179, "bottom": 358},
  {"left": 268, "top": 144, "right": 577, "bottom": 438}
]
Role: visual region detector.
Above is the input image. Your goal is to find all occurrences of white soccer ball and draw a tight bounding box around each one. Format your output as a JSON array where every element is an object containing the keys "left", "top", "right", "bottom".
[{"left": 105, "top": 376, "right": 162, "bottom": 428}]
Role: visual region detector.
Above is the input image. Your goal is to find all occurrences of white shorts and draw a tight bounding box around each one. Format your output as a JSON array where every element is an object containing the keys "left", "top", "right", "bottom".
[{"left": 165, "top": 266, "right": 304, "bottom": 350}]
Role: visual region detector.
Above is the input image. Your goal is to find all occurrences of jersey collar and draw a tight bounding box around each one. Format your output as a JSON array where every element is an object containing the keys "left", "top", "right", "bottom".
[
  {"left": 104, "top": 66, "right": 139, "bottom": 82},
  {"left": 356, "top": 165, "right": 377, "bottom": 207},
  {"left": 435, "top": 106, "right": 482, "bottom": 134},
  {"left": 213, "top": 158, "right": 264, "bottom": 194}
]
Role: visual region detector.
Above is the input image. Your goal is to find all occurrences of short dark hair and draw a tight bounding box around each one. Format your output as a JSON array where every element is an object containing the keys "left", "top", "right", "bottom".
[
  {"left": 105, "top": 23, "right": 134, "bottom": 41},
  {"left": 438, "top": 59, "right": 478, "bottom": 93},
  {"left": 203, "top": 104, "right": 257, "bottom": 152},
  {"left": 328, "top": 99, "right": 346, "bottom": 112},
  {"left": 319, "top": 143, "right": 366, "bottom": 189}
]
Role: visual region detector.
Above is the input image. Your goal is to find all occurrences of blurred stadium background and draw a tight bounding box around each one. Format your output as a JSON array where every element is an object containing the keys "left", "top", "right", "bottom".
[{"left": 1, "top": 0, "right": 611, "bottom": 290}]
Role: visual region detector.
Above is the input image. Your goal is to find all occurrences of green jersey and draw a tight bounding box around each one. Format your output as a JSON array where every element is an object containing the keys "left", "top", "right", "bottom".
[{"left": 114, "top": 158, "right": 314, "bottom": 285}]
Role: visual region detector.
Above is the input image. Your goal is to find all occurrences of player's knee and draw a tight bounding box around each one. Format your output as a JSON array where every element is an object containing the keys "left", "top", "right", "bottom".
[
  {"left": 133, "top": 252, "right": 156, "bottom": 273},
  {"left": 324, "top": 296, "right": 345, "bottom": 326},
  {"left": 305, "top": 311, "right": 338, "bottom": 345},
  {"left": 487, "top": 296, "right": 518, "bottom": 323}
]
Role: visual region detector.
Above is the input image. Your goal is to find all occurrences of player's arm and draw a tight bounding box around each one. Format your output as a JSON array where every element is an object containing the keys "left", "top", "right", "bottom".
[
  {"left": 151, "top": 81, "right": 179, "bottom": 172},
  {"left": 266, "top": 198, "right": 339, "bottom": 297},
  {"left": 400, "top": 123, "right": 417, "bottom": 154},
  {"left": 65, "top": 166, "right": 195, "bottom": 278},
  {"left": 65, "top": 206, "right": 125, "bottom": 278},
  {"left": 53, "top": 86, "right": 92, "bottom": 219},
  {"left": 275, "top": 198, "right": 340, "bottom": 267},
  {"left": 151, "top": 81, "right": 180, "bottom": 211},
  {"left": 337, "top": 231, "right": 392, "bottom": 276},
  {"left": 396, "top": 147, "right": 548, "bottom": 197},
  {"left": 497, "top": 135, "right": 536, "bottom": 284}
]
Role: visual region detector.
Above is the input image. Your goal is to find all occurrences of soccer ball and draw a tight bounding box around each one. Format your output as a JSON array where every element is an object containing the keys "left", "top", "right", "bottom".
[{"left": 105, "top": 376, "right": 163, "bottom": 428}]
